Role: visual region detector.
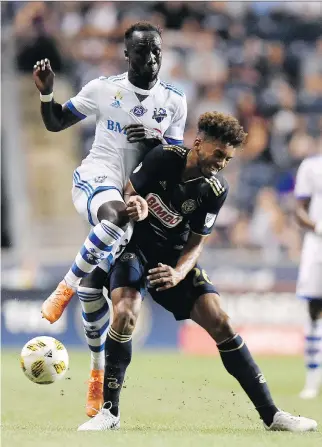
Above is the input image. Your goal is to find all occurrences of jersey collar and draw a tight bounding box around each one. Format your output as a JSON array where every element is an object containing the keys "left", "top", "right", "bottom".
[{"left": 125, "top": 73, "right": 160, "bottom": 96}]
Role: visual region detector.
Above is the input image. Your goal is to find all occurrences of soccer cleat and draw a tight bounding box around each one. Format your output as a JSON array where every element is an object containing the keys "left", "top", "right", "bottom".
[
  {"left": 86, "top": 369, "right": 104, "bottom": 417},
  {"left": 264, "top": 410, "right": 317, "bottom": 432},
  {"left": 78, "top": 403, "right": 120, "bottom": 431},
  {"left": 41, "top": 281, "right": 75, "bottom": 323},
  {"left": 299, "top": 388, "right": 319, "bottom": 399}
]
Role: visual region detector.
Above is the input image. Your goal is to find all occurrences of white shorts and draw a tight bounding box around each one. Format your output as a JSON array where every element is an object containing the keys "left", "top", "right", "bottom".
[
  {"left": 297, "top": 234, "right": 322, "bottom": 300},
  {"left": 72, "top": 163, "right": 124, "bottom": 226},
  {"left": 72, "top": 162, "right": 133, "bottom": 266}
]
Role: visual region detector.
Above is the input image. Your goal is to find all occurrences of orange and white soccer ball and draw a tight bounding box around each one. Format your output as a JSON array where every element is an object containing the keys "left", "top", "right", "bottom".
[{"left": 20, "top": 336, "right": 69, "bottom": 384}]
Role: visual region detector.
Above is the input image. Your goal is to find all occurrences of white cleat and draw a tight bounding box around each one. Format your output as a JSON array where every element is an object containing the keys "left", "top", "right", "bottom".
[
  {"left": 264, "top": 411, "right": 317, "bottom": 432},
  {"left": 78, "top": 404, "right": 120, "bottom": 431},
  {"left": 299, "top": 388, "right": 319, "bottom": 400}
]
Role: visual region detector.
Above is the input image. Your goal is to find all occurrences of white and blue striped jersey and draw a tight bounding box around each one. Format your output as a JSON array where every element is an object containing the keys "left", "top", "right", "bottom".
[{"left": 65, "top": 73, "right": 187, "bottom": 190}]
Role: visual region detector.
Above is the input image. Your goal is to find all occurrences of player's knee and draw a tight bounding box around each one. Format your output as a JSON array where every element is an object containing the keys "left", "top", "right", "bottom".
[
  {"left": 79, "top": 267, "right": 107, "bottom": 289},
  {"left": 113, "top": 308, "right": 137, "bottom": 334},
  {"left": 97, "top": 201, "right": 129, "bottom": 229},
  {"left": 192, "top": 293, "right": 232, "bottom": 341},
  {"left": 113, "top": 300, "right": 139, "bottom": 334}
]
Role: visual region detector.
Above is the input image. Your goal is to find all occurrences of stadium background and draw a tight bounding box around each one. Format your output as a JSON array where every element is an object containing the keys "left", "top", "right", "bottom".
[{"left": 2, "top": 1, "right": 322, "bottom": 355}]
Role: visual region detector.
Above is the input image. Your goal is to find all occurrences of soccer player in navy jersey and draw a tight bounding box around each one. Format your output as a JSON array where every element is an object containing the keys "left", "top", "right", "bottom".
[{"left": 77, "top": 111, "right": 317, "bottom": 432}]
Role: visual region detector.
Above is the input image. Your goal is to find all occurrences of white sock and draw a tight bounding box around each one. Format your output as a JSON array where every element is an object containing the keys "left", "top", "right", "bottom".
[
  {"left": 304, "top": 318, "right": 322, "bottom": 390},
  {"left": 78, "top": 286, "right": 110, "bottom": 370},
  {"left": 64, "top": 220, "right": 124, "bottom": 288}
]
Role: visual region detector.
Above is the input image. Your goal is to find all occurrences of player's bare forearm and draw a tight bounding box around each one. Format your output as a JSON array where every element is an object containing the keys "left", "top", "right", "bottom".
[
  {"left": 123, "top": 181, "right": 138, "bottom": 204},
  {"left": 147, "top": 233, "right": 207, "bottom": 292},
  {"left": 33, "top": 58, "right": 82, "bottom": 132},
  {"left": 41, "top": 101, "right": 82, "bottom": 132},
  {"left": 123, "top": 181, "right": 148, "bottom": 221},
  {"left": 174, "top": 232, "right": 207, "bottom": 279},
  {"left": 295, "top": 198, "right": 316, "bottom": 231}
]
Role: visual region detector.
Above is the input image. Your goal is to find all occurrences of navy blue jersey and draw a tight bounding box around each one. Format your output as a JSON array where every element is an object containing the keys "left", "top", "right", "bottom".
[{"left": 129, "top": 144, "right": 228, "bottom": 261}]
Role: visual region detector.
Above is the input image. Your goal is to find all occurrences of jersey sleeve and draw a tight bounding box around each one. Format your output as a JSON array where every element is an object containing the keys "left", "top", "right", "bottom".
[
  {"left": 164, "top": 94, "right": 187, "bottom": 145},
  {"left": 189, "top": 179, "right": 229, "bottom": 236},
  {"left": 294, "top": 159, "right": 313, "bottom": 199},
  {"left": 130, "top": 145, "right": 184, "bottom": 197},
  {"left": 64, "top": 79, "right": 100, "bottom": 119}
]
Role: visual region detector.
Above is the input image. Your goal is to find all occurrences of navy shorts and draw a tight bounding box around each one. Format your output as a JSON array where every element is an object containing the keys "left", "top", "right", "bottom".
[{"left": 107, "top": 246, "right": 218, "bottom": 321}]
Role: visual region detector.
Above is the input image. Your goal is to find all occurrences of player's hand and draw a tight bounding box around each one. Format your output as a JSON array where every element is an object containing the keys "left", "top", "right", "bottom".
[
  {"left": 147, "top": 263, "right": 183, "bottom": 292},
  {"left": 125, "top": 124, "right": 163, "bottom": 145},
  {"left": 33, "top": 58, "right": 55, "bottom": 94},
  {"left": 126, "top": 195, "right": 149, "bottom": 221},
  {"left": 125, "top": 124, "right": 146, "bottom": 142}
]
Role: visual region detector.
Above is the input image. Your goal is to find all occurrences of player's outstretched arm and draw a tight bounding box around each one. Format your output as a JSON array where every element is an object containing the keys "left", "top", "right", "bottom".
[
  {"left": 33, "top": 59, "right": 82, "bottom": 132},
  {"left": 147, "top": 232, "right": 207, "bottom": 292}
]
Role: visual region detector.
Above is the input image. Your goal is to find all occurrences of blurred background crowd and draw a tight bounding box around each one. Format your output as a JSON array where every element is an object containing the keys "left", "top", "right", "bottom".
[{"left": 2, "top": 1, "right": 322, "bottom": 273}]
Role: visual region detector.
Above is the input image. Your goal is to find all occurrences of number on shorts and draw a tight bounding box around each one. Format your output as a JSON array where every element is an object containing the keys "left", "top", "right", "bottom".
[{"left": 192, "top": 267, "right": 212, "bottom": 287}]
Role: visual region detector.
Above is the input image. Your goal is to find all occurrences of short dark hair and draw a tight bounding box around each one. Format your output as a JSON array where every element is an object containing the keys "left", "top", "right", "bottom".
[
  {"left": 124, "top": 21, "right": 162, "bottom": 43},
  {"left": 198, "top": 112, "right": 247, "bottom": 147}
]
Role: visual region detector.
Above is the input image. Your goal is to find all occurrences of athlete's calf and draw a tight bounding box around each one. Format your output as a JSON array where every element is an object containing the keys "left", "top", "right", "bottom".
[{"left": 103, "top": 287, "right": 141, "bottom": 416}]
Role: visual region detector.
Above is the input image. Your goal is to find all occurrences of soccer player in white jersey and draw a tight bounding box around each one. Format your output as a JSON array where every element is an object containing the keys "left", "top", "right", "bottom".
[
  {"left": 33, "top": 22, "right": 187, "bottom": 415},
  {"left": 294, "top": 154, "right": 322, "bottom": 399}
]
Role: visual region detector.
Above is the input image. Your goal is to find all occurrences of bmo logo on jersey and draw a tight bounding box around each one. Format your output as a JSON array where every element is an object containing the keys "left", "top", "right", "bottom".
[
  {"left": 107, "top": 120, "right": 127, "bottom": 135},
  {"left": 146, "top": 193, "right": 183, "bottom": 228}
]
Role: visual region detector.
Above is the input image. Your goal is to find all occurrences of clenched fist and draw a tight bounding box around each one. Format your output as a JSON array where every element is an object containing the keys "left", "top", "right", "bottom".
[
  {"left": 33, "top": 58, "right": 55, "bottom": 94},
  {"left": 126, "top": 195, "right": 149, "bottom": 222}
]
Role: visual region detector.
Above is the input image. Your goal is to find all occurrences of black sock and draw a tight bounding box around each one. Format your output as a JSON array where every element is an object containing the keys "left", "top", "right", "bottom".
[
  {"left": 218, "top": 334, "right": 278, "bottom": 426},
  {"left": 104, "top": 326, "right": 132, "bottom": 416}
]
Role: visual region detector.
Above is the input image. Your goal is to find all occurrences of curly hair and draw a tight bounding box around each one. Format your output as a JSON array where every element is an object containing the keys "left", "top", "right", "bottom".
[
  {"left": 124, "top": 22, "right": 162, "bottom": 43},
  {"left": 198, "top": 112, "right": 247, "bottom": 147}
]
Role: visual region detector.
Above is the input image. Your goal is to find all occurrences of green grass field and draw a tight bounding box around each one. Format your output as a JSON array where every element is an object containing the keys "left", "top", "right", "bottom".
[{"left": 2, "top": 350, "right": 321, "bottom": 447}]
